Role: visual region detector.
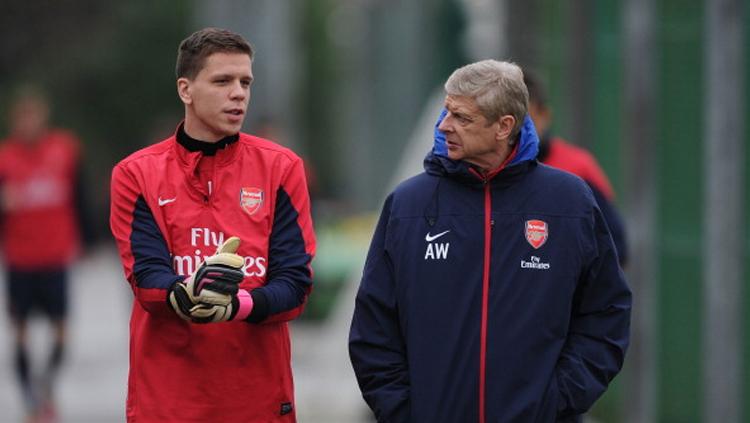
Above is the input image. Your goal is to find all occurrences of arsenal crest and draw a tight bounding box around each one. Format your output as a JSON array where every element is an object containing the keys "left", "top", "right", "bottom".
[
  {"left": 240, "top": 187, "right": 264, "bottom": 216},
  {"left": 525, "top": 220, "right": 548, "bottom": 249}
]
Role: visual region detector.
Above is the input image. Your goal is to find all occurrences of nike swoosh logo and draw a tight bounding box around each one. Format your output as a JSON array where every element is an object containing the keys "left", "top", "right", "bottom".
[
  {"left": 158, "top": 197, "right": 176, "bottom": 206},
  {"left": 425, "top": 230, "right": 450, "bottom": 242}
]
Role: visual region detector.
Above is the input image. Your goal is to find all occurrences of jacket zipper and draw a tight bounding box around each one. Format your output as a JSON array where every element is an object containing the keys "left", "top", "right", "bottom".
[
  {"left": 469, "top": 147, "right": 518, "bottom": 423},
  {"left": 479, "top": 180, "right": 491, "bottom": 423},
  {"left": 204, "top": 159, "right": 216, "bottom": 205}
]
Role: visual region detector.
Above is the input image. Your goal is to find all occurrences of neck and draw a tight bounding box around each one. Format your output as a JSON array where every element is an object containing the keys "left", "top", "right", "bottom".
[
  {"left": 177, "top": 123, "right": 238, "bottom": 156},
  {"left": 473, "top": 142, "right": 518, "bottom": 175},
  {"left": 183, "top": 108, "right": 236, "bottom": 142},
  {"left": 471, "top": 142, "right": 514, "bottom": 174},
  {"left": 183, "top": 120, "right": 223, "bottom": 142},
  {"left": 13, "top": 129, "right": 45, "bottom": 144}
]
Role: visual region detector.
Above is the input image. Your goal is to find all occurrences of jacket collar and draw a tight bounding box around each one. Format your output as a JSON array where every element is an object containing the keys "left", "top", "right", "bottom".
[
  {"left": 172, "top": 122, "right": 241, "bottom": 169},
  {"left": 176, "top": 123, "right": 239, "bottom": 156}
]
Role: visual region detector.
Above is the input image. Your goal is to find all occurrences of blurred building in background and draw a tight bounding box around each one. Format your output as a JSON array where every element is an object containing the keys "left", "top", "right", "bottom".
[{"left": 0, "top": 1, "right": 747, "bottom": 422}]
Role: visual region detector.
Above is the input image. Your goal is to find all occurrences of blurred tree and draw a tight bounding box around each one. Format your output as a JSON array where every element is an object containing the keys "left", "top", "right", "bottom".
[
  {"left": 299, "top": 0, "right": 340, "bottom": 205},
  {"left": 0, "top": 0, "right": 110, "bottom": 84},
  {"left": 298, "top": 0, "right": 466, "bottom": 210},
  {"left": 0, "top": 1, "right": 191, "bottom": 241}
]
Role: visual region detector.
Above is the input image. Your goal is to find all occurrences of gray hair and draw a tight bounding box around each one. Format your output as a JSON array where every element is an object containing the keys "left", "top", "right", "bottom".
[{"left": 444, "top": 60, "right": 528, "bottom": 140}]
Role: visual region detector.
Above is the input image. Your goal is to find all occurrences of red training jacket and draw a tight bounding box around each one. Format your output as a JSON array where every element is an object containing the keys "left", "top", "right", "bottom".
[
  {"left": 110, "top": 130, "right": 315, "bottom": 423},
  {"left": 543, "top": 137, "right": 615, "bottom": 201},
  {"left": 0, "top": 130, "right": 81, "bottom": 269}
]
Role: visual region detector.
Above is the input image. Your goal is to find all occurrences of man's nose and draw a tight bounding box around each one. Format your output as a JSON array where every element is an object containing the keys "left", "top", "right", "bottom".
[
  {"left": 438, "top": 115, "right": 451, "bottom": 132},
  {"left": 230, "top": 81, "right": 247, "bottom": 99}
]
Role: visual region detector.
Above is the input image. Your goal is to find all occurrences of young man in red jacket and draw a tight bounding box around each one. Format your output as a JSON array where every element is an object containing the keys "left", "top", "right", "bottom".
[
  {"left": 110, "top": 28, "right": 315, "bottom": 422},
  {"left": 0, "top": 87, "right": 90, "bottom": 423}
]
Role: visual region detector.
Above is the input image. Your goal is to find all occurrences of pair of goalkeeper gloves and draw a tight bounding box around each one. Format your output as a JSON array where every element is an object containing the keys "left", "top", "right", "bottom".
[{"left": 168, "top": 236, "right": 254, "bottom": 323}]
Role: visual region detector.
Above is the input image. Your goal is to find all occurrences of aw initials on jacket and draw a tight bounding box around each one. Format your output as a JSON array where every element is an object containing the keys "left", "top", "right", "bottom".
[{"left": 424, "top": 229, "right": 451, "bottom": 260}]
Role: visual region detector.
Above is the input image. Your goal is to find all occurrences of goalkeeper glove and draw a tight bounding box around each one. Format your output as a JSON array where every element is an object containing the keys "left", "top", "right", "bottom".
[
  {"left": 189, "top": 287, "right": 255, "bottom": 323},
  {"left": 169, "top": 236, "right": 249, "bottom": 323}
]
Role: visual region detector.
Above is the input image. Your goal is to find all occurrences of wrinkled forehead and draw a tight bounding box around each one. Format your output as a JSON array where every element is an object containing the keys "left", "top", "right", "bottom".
[{"left": 444, "top": 95, "right": 482, "bottom": 116}]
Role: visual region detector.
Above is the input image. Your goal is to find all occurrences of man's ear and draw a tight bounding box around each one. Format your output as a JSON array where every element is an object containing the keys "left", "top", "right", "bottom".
[
  {"left": 495, "top": 115, "right": 516, "bottom": 141},
  {"left": 177, "top": 78, "right": 192, "bottom": 105}
]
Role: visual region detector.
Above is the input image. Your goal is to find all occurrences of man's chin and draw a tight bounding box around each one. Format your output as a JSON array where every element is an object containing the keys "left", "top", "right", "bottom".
[
  {"left": 447, "top": 151, "right": 462, "bottom": 161},
  {"left": 219, "top": 123, "right": 243, "bottom": 136}
]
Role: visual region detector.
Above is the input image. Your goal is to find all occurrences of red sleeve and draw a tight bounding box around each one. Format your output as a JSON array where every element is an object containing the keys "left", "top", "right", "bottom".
[
  {"left": 545, "top": 139, "right": 617, "bottom": 201},
  {"left": 110, "top": 162, "right": 183, "bottom": 317}
]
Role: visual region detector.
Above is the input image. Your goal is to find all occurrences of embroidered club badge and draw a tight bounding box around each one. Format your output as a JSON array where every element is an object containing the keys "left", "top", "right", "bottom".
[
  {"left": 240, "top": 187, "right": 264, "bottom": 216},
  {"left": 525, "top": 219, "right": 548, "bottom": 249}
]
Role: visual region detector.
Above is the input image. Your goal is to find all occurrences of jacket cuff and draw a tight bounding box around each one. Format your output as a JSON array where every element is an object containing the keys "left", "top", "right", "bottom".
[{"left": 245, "top": 290, "right": 269, "bottom": 323}]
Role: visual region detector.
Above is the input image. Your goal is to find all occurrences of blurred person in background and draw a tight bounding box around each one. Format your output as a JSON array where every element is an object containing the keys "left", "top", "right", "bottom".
[
  {"left": 349, "top": 60, "right": 630, "bottom": 422},
  {"left": 0, "top": 86, "right": 92, "bottom": 423},
  {"left": 110, "top": 28, "right": 315, "bottom": 422},
  {"left": 255, "top": 115, "right": 319, "bottom": 208},
  {"left": 524, "top": 72, "right": 628, "bottom": 266}
]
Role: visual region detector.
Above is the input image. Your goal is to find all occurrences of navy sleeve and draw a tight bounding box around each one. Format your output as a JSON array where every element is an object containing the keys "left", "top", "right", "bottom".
[
  {"left": 555, "top": 204, "right": 631, "bottom": 417},
  {"left": 349, "top": 195, "right": 411, "bottom": 422},
  {"left": 246, "top": 186, "right": 313, "bottom": 323},
  {"left": 130, "top": 196, "right": 183, "bottom": 291},
  {"left": 110, "top": 162, "right": 183, "bottom": 316}
]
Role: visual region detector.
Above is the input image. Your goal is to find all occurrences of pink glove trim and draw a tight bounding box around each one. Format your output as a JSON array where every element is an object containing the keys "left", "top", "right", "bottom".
[{"left": 234, "top": 289, "right": 254, "bottom": 321}]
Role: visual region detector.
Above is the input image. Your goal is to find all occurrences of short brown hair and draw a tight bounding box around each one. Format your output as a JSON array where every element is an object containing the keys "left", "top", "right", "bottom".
[{"left": 175, "top": 28, "right": 253, "bottom": 80}]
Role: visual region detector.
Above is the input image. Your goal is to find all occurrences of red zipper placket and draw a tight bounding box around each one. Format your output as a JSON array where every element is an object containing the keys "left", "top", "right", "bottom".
[
  {"left": 479, "top": 178, "right": 491, "bottom": 423},
  {"left": 468, "top": 145, "right": 518, "bottom": 423}
]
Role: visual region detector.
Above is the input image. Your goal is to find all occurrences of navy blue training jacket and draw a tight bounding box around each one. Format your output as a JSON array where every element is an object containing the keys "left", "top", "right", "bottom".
[{"left": 349, "top": 116, "right": 631, "bottom": 423}]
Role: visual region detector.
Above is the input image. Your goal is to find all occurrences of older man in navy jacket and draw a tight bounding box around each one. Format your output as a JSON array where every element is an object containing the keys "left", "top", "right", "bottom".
[{"left": 349, "top": 60, "right": 631, "bottom": 423}]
